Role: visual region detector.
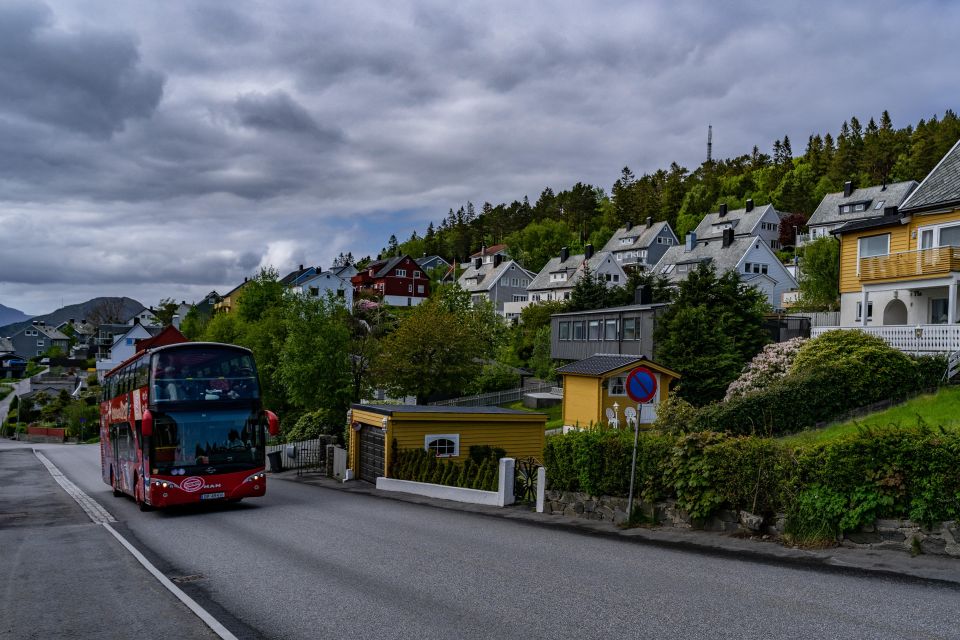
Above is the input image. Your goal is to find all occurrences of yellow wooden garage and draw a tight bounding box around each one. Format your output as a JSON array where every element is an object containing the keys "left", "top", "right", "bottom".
[{"left": 348, "top": 404, "right": 547, "bottom": 483}]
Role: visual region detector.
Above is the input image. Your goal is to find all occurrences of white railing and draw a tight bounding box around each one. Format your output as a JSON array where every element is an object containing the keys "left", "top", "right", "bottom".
[
  {"left": 551, "top": 387, "right": 563, "bottom": 397},
  {"left": 429, "top": 383, "right": 556, "bottom": 407},
  {"left": 810, "top": 325, "right": 960, "bottom": 354}
]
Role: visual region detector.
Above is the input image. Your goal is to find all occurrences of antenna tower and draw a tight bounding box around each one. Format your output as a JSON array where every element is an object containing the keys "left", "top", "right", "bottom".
[{"left": 707, "top": 125, "right": 713, "bottom": 163}]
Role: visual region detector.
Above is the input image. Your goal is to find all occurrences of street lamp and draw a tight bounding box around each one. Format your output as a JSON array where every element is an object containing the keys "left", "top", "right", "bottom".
[{"left": 612, "top": 401, "right": 620, "bottom": 429}]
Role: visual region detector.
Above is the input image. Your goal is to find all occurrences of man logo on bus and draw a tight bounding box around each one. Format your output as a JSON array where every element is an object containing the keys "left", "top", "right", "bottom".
[{"left": 181, "top": 476, "right": 205, "bottom": 493}]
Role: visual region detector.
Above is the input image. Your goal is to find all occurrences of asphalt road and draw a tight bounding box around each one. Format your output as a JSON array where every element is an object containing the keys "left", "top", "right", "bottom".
[{"left": 10, "top": 442, "right": 960, "bottom": 640}]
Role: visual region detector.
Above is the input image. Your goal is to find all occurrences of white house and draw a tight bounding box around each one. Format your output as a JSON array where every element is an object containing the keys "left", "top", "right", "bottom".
[
  {"left": 693, "top": 200, "right": 783, "bottom": 250},
  {"left": 527, "top": 245, "right": 628, "bottom": 303},
  {"left": 292, "top": 270, "right": 354, "bottom": 310}
]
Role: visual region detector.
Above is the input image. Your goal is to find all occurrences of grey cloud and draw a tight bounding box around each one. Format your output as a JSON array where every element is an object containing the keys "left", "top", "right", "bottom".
[
  {"left": 233, "top": 90, "right": 344, "bottom": 143},
  {"left": 0, "top": 0, "right": 164, "bottom": 137}
]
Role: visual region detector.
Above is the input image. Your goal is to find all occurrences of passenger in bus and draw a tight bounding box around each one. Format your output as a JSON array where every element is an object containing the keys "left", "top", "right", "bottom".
[
  {"left": 162, "top": 366, "right": 181, "bottom": 401},
  {"left": 227, "top": 368, "right": 256, "bottom": 400}
]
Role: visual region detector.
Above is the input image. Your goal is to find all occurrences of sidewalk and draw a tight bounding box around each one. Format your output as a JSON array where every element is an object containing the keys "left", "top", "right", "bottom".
[{"left": 277, "top": 470, "right": 960, "bottom": 588}]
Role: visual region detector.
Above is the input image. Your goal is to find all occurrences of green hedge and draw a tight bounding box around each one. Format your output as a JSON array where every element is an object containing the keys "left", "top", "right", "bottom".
[
  {"left": 390, "top": 447, "right": 498, "bottom": 491},
  {"left": 690, "top": 354, "right": 946, "bottom": 436},
  {"left": 544, "top": 425, "right": 960, "bottom": 543}
]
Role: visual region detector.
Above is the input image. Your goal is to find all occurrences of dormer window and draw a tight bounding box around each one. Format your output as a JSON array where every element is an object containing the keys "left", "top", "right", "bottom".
[
  {"left": 619, "top": 237, "right": 635, "bottom": 245},
  {"left": 550, "top": 272, "right": 568, "bottom": 282}
]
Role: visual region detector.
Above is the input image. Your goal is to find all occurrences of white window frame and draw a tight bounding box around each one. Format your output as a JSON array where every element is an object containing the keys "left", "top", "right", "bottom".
[
  {"left": 608, "top": 376, "right": 627, "bottom": 397},
  {"left": 424, "top": 434, "right": 459, "bottom": 458},
  {"left": 856, "top": 301, "right": 874, "bottom": 322},
  {"left": 918, "top": 222, "right": 960, "bottom": 249},
  {"left": 857, "top": 233, "right": 890, "bottom": 275},
  {"left": 396, "top": 269, "right": 407, "bottom": 277},
  {"left": 413, "top": 270, "right": 421, "bottom": 279}
]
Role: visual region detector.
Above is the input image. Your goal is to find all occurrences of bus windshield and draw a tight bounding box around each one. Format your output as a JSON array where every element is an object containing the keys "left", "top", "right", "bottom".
[
  {"left": 150, "top": 409, "right": 264, "bottom": 470},
  {"left": 152, "top": 347, "right": 260, "bottom": 403}
]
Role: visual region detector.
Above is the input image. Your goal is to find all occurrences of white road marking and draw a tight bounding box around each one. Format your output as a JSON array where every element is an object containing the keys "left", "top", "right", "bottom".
[{"left": 33, "top": 449, "right": 239, "bottom": 640}]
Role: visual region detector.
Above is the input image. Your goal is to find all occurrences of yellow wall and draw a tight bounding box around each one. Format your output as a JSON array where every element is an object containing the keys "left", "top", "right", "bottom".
[
  {"left": 839, "top": 208, "right": 960, "bottom": 293},
  {"left": 348, "top": 408, "right": 547, "bottom": 476},
  {"left": 561, "top": 363, "right": 676, "bottom": 428}
]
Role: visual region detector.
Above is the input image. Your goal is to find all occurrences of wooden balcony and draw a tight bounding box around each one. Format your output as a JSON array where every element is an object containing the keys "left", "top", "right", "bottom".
[{"left": 859, "top": 246, "right": 960, "bottom": 282}]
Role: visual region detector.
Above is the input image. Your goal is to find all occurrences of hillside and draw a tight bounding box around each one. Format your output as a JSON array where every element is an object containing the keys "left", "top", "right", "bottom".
[
  {"left": 0, "top": 296, "right": 144, "bottom": 337},
  {"left": 0, "top": 303, "right": 30, "bottom": 327}
]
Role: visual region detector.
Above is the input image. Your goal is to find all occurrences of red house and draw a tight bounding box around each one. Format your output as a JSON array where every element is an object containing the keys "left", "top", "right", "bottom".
[{"left": 351, "top": 255, "right": 430, "bottom": 306}]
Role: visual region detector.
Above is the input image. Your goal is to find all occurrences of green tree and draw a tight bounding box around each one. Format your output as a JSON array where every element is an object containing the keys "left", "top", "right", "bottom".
[
  {"left": 654, "top": 263, "right": 770, "bottom": 405},
  {"left": 154, "top": 298, "right": 180, "bottom": 326},
  {"left": 506, "top": 219, "right": 579, "bottom": 273},
  {"left": 278, "top": 294, "right": 353, "bottom": 423},
  {"left": 528, "top": 326, "right": 559, "bottom": 381},
  {"left": 566, "top": 264, "right": 610, "bottom": 312},
  {"left": 796, "top": 236, "right": 840, "bottom": 311},
  {"left": 179, "top": 306, "right": 209, "bottom": 340}
]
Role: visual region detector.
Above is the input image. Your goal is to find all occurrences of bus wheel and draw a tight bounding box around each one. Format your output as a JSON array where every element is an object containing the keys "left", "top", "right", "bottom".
[
  {"left": 111, "top": 469, "right": 122, "bottom": 497},
  {"left": 135, "top": 477, "right": 151, "bottom": 512}
]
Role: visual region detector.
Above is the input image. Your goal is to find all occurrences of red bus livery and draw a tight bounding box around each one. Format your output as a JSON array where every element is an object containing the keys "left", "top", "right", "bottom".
[{"left": 100, "top": 341, "right": 279, "bottom": 510}]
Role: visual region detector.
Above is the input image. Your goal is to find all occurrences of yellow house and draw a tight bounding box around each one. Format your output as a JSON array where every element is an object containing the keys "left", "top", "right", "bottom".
[
  {"left": 557, "top": 354, "right": 679, "bottom": 428},
  {"left": 348, "top": 404, "right": 547, "bottom": 483},
  {"left": 213, "top": 278, "right": 253, "bottom": 315},
  {"left": 831, "top": 138, "right": 960, "bottom": 344}
]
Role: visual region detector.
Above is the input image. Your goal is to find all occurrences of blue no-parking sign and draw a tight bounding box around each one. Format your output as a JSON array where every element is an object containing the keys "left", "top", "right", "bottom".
[{"left": 625, "top": 366, "right": 658, "bottom": 404}]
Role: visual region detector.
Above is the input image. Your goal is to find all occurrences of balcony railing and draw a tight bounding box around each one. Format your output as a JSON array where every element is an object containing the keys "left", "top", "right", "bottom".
[
  {"left": 811, "top": 325, "right": 960, "bottom": 354},
  {"left": 860, "top": 246, "right": 960, "bottom": 282}
]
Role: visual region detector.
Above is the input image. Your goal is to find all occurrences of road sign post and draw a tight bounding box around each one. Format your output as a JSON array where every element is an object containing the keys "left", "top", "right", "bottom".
[{"left": 624, "top": 367, "right": 658, "bottom": 523}]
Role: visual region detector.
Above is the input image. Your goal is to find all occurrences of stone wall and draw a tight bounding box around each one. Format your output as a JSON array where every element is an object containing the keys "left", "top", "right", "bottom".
[{"left": 543, "top": 489, "right": 960, "bottom": 557}]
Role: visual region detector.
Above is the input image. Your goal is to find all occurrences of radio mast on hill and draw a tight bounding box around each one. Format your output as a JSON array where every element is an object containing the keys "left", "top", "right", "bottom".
[{"left": 707, "top": 124, "right": 713, "bottom": 163}]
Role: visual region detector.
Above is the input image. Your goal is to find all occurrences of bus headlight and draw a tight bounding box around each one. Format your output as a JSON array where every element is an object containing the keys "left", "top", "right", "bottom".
[{"left": 243, "top": 472, "right": 265, "bottom": 483}]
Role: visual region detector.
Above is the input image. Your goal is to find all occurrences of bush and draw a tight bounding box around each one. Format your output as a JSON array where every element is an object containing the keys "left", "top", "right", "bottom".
[
  {"left": 390, "top": 446, "right": 499, "bottom": 491},
  {"left": 466, "top": 363, "right": 521, "bottom": 395},
  {"left": 652, "top": 396, "right": 698, "bottom": 434},
  {"left": 724, "top": 338, "right": 806, "bottom": 401},
  {"left": 284, "top": 408, "right": 344, "bottom": 442}
]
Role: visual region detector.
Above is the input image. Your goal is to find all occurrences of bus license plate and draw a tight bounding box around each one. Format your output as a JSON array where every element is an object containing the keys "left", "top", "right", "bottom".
[{"left": 200, "top": 492, "right": 226, "bottom": 500}]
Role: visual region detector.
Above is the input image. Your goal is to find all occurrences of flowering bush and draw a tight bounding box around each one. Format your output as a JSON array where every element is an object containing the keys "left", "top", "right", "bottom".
[{"left": 724, "top": 337, "right": 806, "bottom": 401}]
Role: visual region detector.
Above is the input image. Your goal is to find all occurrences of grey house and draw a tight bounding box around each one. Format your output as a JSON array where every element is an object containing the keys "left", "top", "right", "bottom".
[
  {"left": 693, "top": 200, "right": 783, "bottom": 249},
  {"left": 416, "top": 255, "right": 451, "bottom": 272},
  {"left": 550, "top": 302, "right": 670, "bottom": 361},
  {"left": 803, "top": 180, "right": 918, "bottom": 245},
  {"left": 9, "top": 321, "right": 70, "bottom": 358},
  {"left": 457, "top": 254, "right": 536, "bottom": 316},
  {"left": 601, "top": 218, "right": 678, "bottom": 270},
  {"left": 654, "top": 230, "right": 798, "bottom": 310},
  {"left": 528, "top": 246, "right": 627, "bottom": 303}
]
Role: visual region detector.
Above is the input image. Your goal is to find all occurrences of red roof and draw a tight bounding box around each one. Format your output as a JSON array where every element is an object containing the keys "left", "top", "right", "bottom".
[{"left": 470, "top": 244, "right": 508, "bottom": 258}]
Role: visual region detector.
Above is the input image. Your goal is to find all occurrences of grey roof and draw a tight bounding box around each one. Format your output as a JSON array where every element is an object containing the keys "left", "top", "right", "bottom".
[
  {"left": 528, "top": 251, "right": 617, "bottom": 292},
  {"left": 30, "top": 325, "right": 70, "bottom": 341},
  {"left": 693, "top": 204, "right": 778, "bottom": 240},
  {"left": 457, "top": 259, "right": 534, "bottom": 293},
  {"left": 655, "top": 236, "right": 761, "bottom": 283},
  {"left": 365, "top": 255, "right": 407, "bottom": 278},
  {"left": 808, "top": 180, "right": 918, "bottom": 227},
  {"left": 551, "top": 303, "right": 670, "bottom": 318},
  {"left": 900, "top": 139, "right": 960, "bottom": 214},
  {"left": 602, "top": 221, "right": 674, "bottom": 253},
  {"left": 416, "top": 255, "right": 450, "bottom": 268},
  {"left": 280, "top": 265, "right": 315, "bottom": 285},
  {"left": 830, "top": 212, "right": 906, "bottom": 235},
  {"left": 556, "top": 354, "right": 645, "bottom": 376},
  {"left": 352, "top": 404, "right": 541, "bottom": 417},
  {"left": 0, "top": 337, "right": 13, "bottom": 353}
]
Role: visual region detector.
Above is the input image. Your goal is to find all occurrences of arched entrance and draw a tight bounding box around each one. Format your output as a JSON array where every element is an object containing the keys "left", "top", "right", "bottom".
[{"left": 883, "top": 298, "right": 908, "bottom": 325}]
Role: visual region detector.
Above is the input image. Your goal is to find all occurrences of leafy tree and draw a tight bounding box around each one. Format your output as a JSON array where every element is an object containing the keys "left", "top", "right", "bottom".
[
  {"left": 654, "top": 263, "right": 770, "bottom": 405},
  {"left": 278, "top": 294, "right": 353, "bottom": 424},
  {"left": 505, "top": 219, "right": 579, "bottom": 273},
  {"left": 154, "top": 298, "right": 180, "bottom": 326},
  {"left": 236, "top": 268, "right": 285, "bottom": 324},
  {"left": 373, "top": 298, "right": 487, "bottom": 403},
  {"left": 511, "top": 300, "right": 567, "bottom": 364},
  {"left": 796, "top": 236, "right": 840, "bottom": 311},
  {"left": 179, "top": 306, "right": 209, "bottom": 340},
  {"left": 528, "top": 326, "right": 559, "bottom": 381}
]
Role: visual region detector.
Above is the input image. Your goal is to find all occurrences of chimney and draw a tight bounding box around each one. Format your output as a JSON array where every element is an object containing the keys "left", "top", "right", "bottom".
[
  {"left": 718, "top": 203, "right": 728, "bottom": 218},
  {"left": 474, "top": 257, "right": 482, "bottom": 269},
  {"left": 172, "top": 314, "right": 181, "bottom": 330},
  {"left": 745, "top": 199, "right": 754, "bottom": 212},
  {"left": 494, "top": 254, "right": 503, "bottom": 267},
  {"left": 584, "top": 244, "right": 594, "bottom": 260},
  {"left": 69, "top": 318, "right": 75, "bottom": 325},
  {"left": 843, "top": 181, "right": 853, "bottom": 197},
  {"left": 685, "top": 232, "right": 696, "bottom": 252},
  {"left": 625, "top": 220, "right": 633, "bottom": 231},
  {"left": 646, "top": 216, "right": 653, "bottom": 229},
  {"left": 634, "top": 284, "right": 652, "bottom": 305},
  {"left": 481, "top": 244, "right": 486, "bottom": 256},
  {"left": 560, "top": 246, "right": 570, "bottom": 262},
  {"left": 299, "top": 264, "right": 304, "bottom": 271},
  {"left": 244, "top": 277, "right": 248, "bottom": 283},
  {"left": 722, "top": 228, "right": 734, "bottom": 248}
]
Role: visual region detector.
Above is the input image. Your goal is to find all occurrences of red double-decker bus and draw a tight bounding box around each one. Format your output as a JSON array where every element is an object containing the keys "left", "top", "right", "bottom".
[{"left": 100, "top": 341, "right": 279, "bottom": 510}]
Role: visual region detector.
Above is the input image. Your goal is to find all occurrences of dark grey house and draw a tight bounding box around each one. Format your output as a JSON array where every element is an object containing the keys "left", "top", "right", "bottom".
[
  {"left": 600, "top": 218, "right": 678, "bottom": 271},
  {"left": 550, "top": 302, "right": 670, "bottom": 361},
  {"left": 8, "top": 321, "right": 70, "bottom": 359}
]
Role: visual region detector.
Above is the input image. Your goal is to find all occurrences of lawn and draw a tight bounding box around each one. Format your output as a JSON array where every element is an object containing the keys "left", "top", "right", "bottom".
[
  {"left": 779, "top": 385, "right": 960, "bottom": 446},
  {"left": 501, "top": 400, "right": 563, "bottom": 430}
]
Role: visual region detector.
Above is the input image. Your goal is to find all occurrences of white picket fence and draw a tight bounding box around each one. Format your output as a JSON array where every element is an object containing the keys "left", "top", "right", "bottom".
[{"left": 810, "top": 324, "right": 960, "bottom": 354}]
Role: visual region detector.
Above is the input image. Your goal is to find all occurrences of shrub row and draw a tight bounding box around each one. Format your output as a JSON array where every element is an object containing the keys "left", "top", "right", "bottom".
[
  {"left": 543, "top": 425, "right": 960, "bottom": 543},
  {"left": 390, "top": 447, "right": 499, "bottom": 492}
]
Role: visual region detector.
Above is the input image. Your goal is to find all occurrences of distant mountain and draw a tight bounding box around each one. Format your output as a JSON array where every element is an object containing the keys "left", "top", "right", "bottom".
[
  {"left": 0, "top": 297, "right": 144, "bottom": 337},
  {"left": 0, "top": 303, "right": 31, "bottom": 328}
]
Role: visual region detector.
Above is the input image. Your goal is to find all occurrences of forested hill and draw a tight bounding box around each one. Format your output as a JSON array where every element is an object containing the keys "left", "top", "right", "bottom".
[
  {"left": 0, "top": 297, "right": 144, "bottom": 337},
  {"left": 374, "top": 110, "right": 960, "bottom": 274}
]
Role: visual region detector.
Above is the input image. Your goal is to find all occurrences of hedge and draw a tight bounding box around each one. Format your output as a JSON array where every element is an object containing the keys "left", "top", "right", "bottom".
[
  {"left": 389, "top": 446, "right": 499, "bottom": 491},
  {"left": 544, "top": 425, "right": 960, "bottom": 543}
]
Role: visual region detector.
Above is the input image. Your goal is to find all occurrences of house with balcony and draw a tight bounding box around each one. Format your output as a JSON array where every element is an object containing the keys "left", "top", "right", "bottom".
[
  {"left": 693, "top": 200, "right": 783, "bottom": 250},
  {"left": 654, "top": 229, "right": 797, "bottom": 310},
  {"left": 457, "top": 253, "right": 535, "bottom": 317},
  {"left": 214, "top": 278, "right": 253, "bottom": 314},
  {"left": 527, "top": 245, "right": 627, "bottom": 303},
  {"left": 820, "top": 139, "right": 960, "bottom": 352},
  {"left": 351, "top": 255, "right": 430, "bottom": 306},
  {"left": 801, "top": 180, "right": 918, "bottom": 246},
  {"left": 600, "top": 217, "right": 678, "bottom": 271}
]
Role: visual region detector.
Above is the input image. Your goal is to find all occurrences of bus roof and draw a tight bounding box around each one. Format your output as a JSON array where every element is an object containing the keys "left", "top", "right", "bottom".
[{"left": 103, "top": 342, "right": 253, "bottom": 379}]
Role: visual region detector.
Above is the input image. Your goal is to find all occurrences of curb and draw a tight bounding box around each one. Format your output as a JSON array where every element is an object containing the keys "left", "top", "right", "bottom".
[{"left": 275, "top": 471, "right": 960, "bottom": 588}]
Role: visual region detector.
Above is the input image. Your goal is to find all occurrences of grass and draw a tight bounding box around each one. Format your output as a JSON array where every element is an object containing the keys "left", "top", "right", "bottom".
[
  {"left": 501, "top": 400, "right": 563, "bottom": 430},
  {"left": 779, "top": 385, "right": 960, "bottom": 446},
  {"left": 0, "top": 384, "right": 12, "bottom": 401}
]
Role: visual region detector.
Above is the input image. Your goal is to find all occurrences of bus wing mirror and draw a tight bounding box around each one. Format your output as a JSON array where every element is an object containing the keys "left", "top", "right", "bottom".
[
  {"left": 141, "top": 409, "right": 153, "bottom": 437},
  {"left": 266, "top": 410, "right": 280, "bottom": 437}
]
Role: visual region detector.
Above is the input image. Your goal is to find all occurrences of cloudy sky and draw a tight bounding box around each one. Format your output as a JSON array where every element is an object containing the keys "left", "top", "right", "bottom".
[{"left": 0, "top": 0, "right": 956, "bottom": 315}]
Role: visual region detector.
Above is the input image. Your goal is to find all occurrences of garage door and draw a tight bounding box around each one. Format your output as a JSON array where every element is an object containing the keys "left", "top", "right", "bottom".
[{"left": 358, "top": 425, "right": 385, "bottom": 483}]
